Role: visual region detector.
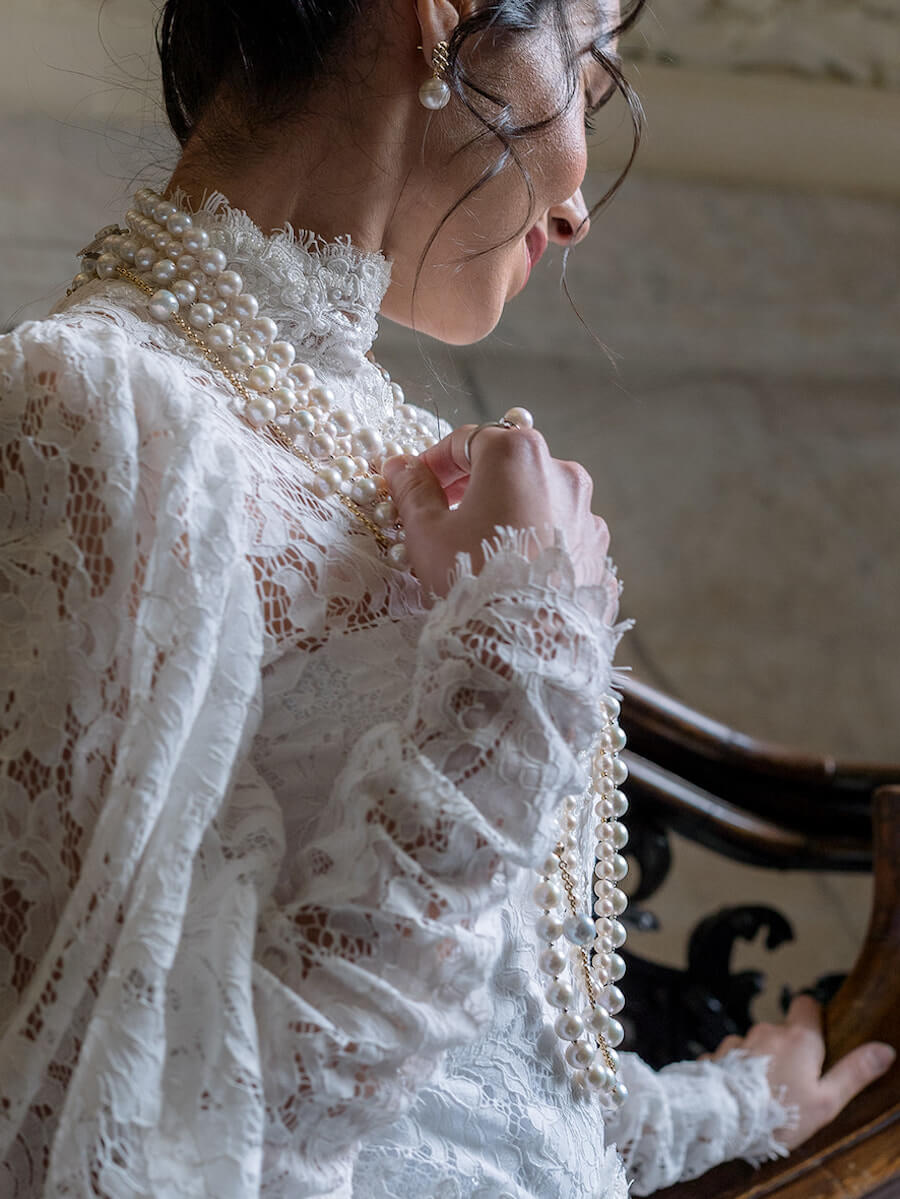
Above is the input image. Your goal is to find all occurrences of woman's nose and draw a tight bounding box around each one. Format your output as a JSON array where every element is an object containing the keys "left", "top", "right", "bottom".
[{"left": 547, "top": 189, "right": 590, "bottom": 246}]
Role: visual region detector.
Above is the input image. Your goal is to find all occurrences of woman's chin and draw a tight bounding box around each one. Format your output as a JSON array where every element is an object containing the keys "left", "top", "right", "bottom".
[{"left": 379, "top": 298, "right": 506, "bottom": 346}]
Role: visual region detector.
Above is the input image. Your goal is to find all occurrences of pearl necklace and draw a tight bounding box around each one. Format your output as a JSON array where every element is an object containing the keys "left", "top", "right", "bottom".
[
  {"left": 68, "top": 188, "right": 440, "bottom": 568},
  {"left": 535, "top": 692, "right": 630, "bottom": 1106},
  {"left": 69, "top": 189, "right": 630, "bottom": 1101}
]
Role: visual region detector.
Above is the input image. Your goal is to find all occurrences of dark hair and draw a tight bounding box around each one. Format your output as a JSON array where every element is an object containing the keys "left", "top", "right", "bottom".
[{"left": 157, "top": 0, "right": 646, "bottom": 328}]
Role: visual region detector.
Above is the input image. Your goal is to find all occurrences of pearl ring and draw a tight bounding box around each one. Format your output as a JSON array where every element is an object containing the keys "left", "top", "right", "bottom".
[{"left": 463, "top": 407, "right": 535, "bottom": 467}]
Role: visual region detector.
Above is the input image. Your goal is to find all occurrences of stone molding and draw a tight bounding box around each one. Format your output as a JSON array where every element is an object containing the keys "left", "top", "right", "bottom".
[{"left": 623, "top": 0, "right": 900, "bottom": 90}]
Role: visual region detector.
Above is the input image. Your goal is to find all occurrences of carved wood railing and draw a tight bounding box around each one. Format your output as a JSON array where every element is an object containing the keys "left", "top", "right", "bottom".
[{"left": 614, "top": 679, "right": 900, "bottom": 1198}]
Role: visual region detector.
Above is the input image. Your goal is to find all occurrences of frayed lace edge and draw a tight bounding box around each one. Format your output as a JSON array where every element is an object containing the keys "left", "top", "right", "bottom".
[
  {"left": 717, "top": 1049, "right": 798, "bottom": 1168},
  {"left": 168, "top": 187, "right": 392, "bottom": 284}
]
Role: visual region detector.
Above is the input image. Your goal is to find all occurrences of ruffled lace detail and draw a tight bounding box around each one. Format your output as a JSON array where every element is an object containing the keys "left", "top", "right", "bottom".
[
  {"left": 172, "top": 188, "right": 392, "bottom": 373},
  {"left": 605, "top": 1048, "right": 795, "bottom": 1195}
]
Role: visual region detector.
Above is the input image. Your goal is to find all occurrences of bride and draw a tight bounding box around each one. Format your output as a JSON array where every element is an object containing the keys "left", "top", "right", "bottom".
[{"left": 0, "top": 0, "right": 892, "bottom": 1194}]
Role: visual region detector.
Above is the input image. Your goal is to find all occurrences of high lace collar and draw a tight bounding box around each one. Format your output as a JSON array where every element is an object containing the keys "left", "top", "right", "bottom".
[{"left": 176, "top": 190, "right": 392, "bottom": 375}]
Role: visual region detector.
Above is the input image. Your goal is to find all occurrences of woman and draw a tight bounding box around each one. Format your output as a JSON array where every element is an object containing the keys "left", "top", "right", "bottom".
[{"left": 0, "top": 0, "right": 893, "bottom": 1194}]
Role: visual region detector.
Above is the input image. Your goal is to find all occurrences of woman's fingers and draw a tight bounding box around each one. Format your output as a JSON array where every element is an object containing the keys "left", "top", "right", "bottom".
[
  {"left": 785, "top": 994, "right": 824, "bottom": 1032},
  {"left": 819, "top": 1042, "right": 897, "bottom": 1121},
  {"left": 382, "top": 455, "right": 449, "bottom": 527}
]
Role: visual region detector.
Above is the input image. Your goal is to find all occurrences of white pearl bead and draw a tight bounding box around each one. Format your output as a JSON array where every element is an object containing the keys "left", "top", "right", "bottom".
[
  {"left": 595, "top": 752, "right": 615, "bottom": 777},
  {"left": 587, "top": 1063, "right": 613, "bottom": 1091},
  {"left": 288, "top": 410, "right": 316, "bottom": 437},
  {"left": 503, "top": 406, "right": 534, "bottom": 429},
  {"left": 603, "top": 985, "right": 626, "bottom": 1014},
  {"left": 331, "top": 409, "right": 356, "bottom": 433},
  {"left": 231, "top": 292, "right": 259, "bottom": 320},
  {"left": 353, "top": 428, "right": 384, "bottom": 459},
  {"left": 166, "top": 210, "right": 193, "bottom": 236},
  {"left": 206, "top": 323, "right": 235, "bottom": 351},
  {"left": 584, "top": 1005, "right": 610, "bottom": 1035},
  {"left": 246, "top": 395, "right": 276, "bottom": 426},
  {"left": 272, "top": 386, "right": 296, "bottom": 415},
  {"left": 249, "top": 316, "right": 278, "bottom": 346},
  {"left": 535, "top": 913, "right": 564, "bottom": 942},
  {"left": 554, "top": 1011, "right": 585, "bottom": 1042},
  {"left": 613, "top": 758, "right": 628, "bottom": 785},
  {"left": 267, "top": 340, "right": 295, "bottom": 369},
  {"left": 135, "top": 187, "right": 156, "bottom": 214},
  {"left": 605, "top": 1047, "right": 620, "bottom": 1072},
  {"left": 197, "top": 285, "right": 217, "bottom": 304},
  {"left": 188, "top": 269, "right": 208, "bottom": 290},
  {"left": 152, "top": 199, "right": 176, "bottom": 224},
  {"left": 563, "top": 914, "right": 595, "bottom": 947},
  {"left": 533, "top": 880, "right": 561, "bottom": 910},
  {"left": 248, "top": 364, "right": 277, "bottom": 392},
  {"left": 537, "top": 947, "right": 567, "bottom": 976},
  {"left": 606, "top": 1018, "right": 625, "bottom": 1047},
  {"left": 289, "top": 362, "right": 316, "bottom": 387},
  {"left": 173, "top": 279, "right": 197, "bottom": 306},
  {"left": 610, "top": 889, "right": 628, "bottom": 916},
  {"left": 152, "top": 230, "right": 172, "bottom": 252},
  {"left": 148, "top": 289, "right": 179, "bottom": 321},
  {"left": 611, "top": 853, "right": 628, "bottom": 881},
  {"left": 611, "top": 790, "right": 628, "bottom": 817},
  {"left": 119, "top": 237, "right": 138, "bottom": 263},
  {"left": 609, "top": 919, "right": 627, "bottom": 948},
  {"left": 593, "top": 877, "right": 614, "bottom": 899},
  {"left": 308, "top": 386, "right": 334, "bottom": 410},
  {"left": 332, "top": 455, "right": 357, "bottom": 480},
  {"left": 182, "top": 227, "right": 210, "bottom": 254},
  {"left": 541, "top": 851, "right": 560, "bottom": 876},
  {"left": 601, "top": 822, "right": 628, "bottom": 850},
  {"left": 71, "top": 272, "right": 93, "bottom": 289},
  {"left": 418, "top": 76, "right": 451, "bottom": 109},
  {"left": 565, "top": 1040, "right": 596, "bottom": 1070},
  {"left": 373, "top": 500, "right": 398, "bottom": 527},
  {"left": 312, "top": 466, "right": 343, "bottom": 496},
  {"left": 227, "top": 343, "right": 256, "bottom": 370},
  {"left": 95, "top": 253, "right": 119, "bottom": 279},
  {"left": 187, "top": 302, "right": 215, "bottom": 329},
  {"left": 594, "top": 898, "right": 615, "bottom": 919},
  {"left": 212, "top": 298, "right": 228, "bottom": 316},
  {"left": 390, "top": 382, "right": 405, "bottom": 405},
  {"left": 602, "top": 694, "right": 621, "bottom": 719},
  {"left": 608, "top": 953, "right": 626, "bottom": 981},
  {"left": 199, "top": 247, "right": 228, "bottom": 275},
  {"left": 151, "top": 258, "right": 177, "bottom": 284},
  {"left": 215, "top": 270, "right": 244, "bottom": 299},
  {"left": 310, "top": 432, "right": 336, "bottom": 459},
  {"left": 386, "top": 541, "right": 409, "bottom": 569},
  {"left": 545, "top": 980, "right": 574, "bottom": 1009},
  {"left": 350, "top": 477, "right": 378, "bottom": 504},
  {"left": 610, "top": 1081, "right": 628, "bottom": 1107}
]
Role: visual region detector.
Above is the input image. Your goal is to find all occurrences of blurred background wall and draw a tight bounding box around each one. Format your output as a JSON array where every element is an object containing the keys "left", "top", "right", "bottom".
[{"left": 2, "top": 0, "right": 899, "bottom": 1017}]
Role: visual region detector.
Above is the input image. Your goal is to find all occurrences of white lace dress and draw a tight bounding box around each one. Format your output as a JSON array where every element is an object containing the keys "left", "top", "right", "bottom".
[{"left": 0, "top": 199, "right": 790, "bottom": 1198}]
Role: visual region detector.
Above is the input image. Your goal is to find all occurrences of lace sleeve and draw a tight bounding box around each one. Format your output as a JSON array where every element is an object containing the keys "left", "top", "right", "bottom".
[
  {"left": 253, "top": 526, "right": 626, "bottom": 1194},
  {"left": 604, "top": 1050, "right": 795, "bottom": 1194}
]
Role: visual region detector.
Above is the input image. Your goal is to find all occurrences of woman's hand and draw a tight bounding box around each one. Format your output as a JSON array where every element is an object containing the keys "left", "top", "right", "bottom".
[
  {"left": 381, "top": 424, "right": 610, "bottom": 599},
  {"left": 701, "top": 994, "right": 896, "bottom": 1149}
]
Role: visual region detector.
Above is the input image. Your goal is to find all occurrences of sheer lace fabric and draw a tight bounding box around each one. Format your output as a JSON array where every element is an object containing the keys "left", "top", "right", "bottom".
[{"left": 0, "top": 203, "right": 789, "bottom": 1198}]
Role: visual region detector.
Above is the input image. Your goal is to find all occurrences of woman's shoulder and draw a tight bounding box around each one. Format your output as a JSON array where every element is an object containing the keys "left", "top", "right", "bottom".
[{"left": 1, "top": 293, "right": 234, "bottom": 455}]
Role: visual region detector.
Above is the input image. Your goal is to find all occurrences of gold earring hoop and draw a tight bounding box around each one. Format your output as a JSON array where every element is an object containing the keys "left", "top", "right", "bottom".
[{"left": 418, "top": 40, "right": 451, "bottom": 110}]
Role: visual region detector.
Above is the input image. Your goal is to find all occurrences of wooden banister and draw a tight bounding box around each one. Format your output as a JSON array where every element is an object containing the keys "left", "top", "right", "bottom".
[{"left": 649, "top": 787, "right": 900, "bottom": 1199}]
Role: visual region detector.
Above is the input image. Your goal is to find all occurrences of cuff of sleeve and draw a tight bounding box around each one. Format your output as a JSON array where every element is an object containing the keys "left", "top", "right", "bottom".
[{"left": 716, "top": 1049, "right": 797, "bottom": 1168}]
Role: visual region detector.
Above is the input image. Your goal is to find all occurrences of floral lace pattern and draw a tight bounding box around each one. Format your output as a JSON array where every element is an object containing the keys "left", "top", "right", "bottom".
[{"left": 0, "top": 204, "right": 789, "bottom": 1198}]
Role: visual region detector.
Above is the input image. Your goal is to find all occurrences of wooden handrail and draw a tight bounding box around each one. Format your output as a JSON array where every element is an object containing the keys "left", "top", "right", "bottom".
[
  {"left": 648, "top": 787, "right": 900, "bottom": 1199},
  {"left": 620, "top": 678, "right": 899, "bottom": 841}
]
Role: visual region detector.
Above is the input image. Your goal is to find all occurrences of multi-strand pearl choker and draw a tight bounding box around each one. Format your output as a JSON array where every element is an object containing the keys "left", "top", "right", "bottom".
[
  {"left": 69, "top": 188, "right": 629, "bottom": 1103},
  {"left": 69, "top": 188, "right": 441, "bottom": 567}
]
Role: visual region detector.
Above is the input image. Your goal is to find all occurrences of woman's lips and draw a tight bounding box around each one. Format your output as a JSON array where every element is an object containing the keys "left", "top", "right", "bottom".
[
  {"left": 525, "top": 225, "right": 548, "bottom": 272},
  {"left": 518, "top": 225, "right": 547, "bottom": 293}
]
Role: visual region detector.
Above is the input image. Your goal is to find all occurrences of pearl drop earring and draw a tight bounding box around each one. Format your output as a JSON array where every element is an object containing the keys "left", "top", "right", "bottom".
[{"left": 418, "top": 41, "right": 451, "bottom": 110}]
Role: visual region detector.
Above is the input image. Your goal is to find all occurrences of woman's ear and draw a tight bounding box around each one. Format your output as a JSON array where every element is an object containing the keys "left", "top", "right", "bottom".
[{"left": 414, "top": 0, "right": 468, "bottom": 59}]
